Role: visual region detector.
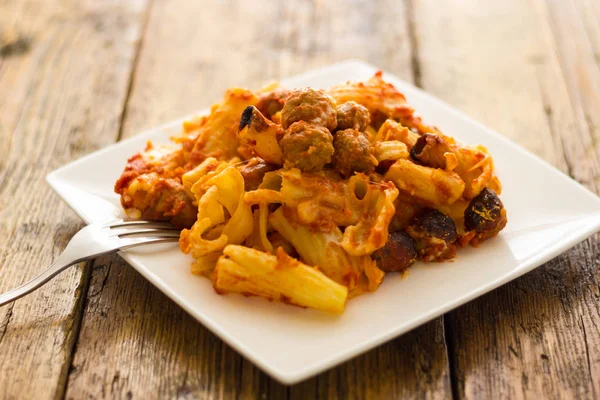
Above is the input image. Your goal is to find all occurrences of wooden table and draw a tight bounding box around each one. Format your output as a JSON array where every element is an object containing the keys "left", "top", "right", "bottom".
[{"left": 1, "top": 0, "right": 599, "bottom": 398}]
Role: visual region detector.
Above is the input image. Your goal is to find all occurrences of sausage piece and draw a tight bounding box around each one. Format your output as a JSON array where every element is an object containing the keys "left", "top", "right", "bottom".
[
  {"left": 279, "top": 121, "right": 334, "bottom": 172},
  {"left": 281, "top": 88, "right": 337, "bottom": 131},
  {"left": 372, "top": 231, "right": 417, "bottom": 272},
  {"left": 464, "top": 187, "right": 507, "bottom": 234},
  {"left": 238, "top": 158, "right": 278, "bottom": 191},
  {"left": 405, "top": 209, "right": 458, "bottom": 261},
  {"left": 256, "top": 88, "right": 291, "bottom": 119},
  {"left": 410, "top": 133, "right": 454, "bottom": 169}
]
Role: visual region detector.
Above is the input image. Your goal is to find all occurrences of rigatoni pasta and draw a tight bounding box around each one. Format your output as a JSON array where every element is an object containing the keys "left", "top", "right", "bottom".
[
  {"left": 384, "top": 158, "right": 465, "bottom": 205},
  {"left": 214, "top": 245, "right": 348, "bottom": 313}
]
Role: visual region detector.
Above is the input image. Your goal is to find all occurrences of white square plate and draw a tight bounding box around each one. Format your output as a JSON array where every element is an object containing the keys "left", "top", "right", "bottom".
[{"left": 47, "top": 60, "right": 600, "bottom": 384}]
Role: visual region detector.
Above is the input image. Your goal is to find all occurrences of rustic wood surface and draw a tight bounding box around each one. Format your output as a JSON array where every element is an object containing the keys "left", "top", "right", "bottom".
[{"left": 0, "top": 0, "right": 598, "bottom": 398}]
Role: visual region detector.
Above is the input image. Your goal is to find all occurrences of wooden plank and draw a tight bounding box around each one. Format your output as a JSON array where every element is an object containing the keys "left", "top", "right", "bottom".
[
  {"left": 537, "top": 0, "right": 600, "bottom": 395},
  {"left": 0, "top": 1, "right": 149, "bottom": 399},
  {"left": 292, "top": 321, "right": 451, "bottom": 400},
  {"left": 540, "top": 0, "right": 600, "bottom": 190},
  {"left": 65, "top": 0, "right": 452, "bottom": 398},
  {"left": 413, "top": 0, "right": 600, "bottom": 398}
]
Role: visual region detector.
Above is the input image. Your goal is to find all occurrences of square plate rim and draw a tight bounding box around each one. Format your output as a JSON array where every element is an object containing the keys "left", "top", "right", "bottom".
[{"left": 45, "top": 59, "right": 600, "bottom": 384}]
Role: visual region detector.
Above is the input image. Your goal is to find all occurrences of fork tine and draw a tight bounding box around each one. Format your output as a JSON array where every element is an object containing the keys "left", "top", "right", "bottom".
[
  {"left": 116, "top": 228, "right": 181, "bottom": 239},
  {"left": 118, "top": 236, "right": 180, "bottom": 250},
  {"left": 106, "top": 219, "right": 179, "bottom": 230}
]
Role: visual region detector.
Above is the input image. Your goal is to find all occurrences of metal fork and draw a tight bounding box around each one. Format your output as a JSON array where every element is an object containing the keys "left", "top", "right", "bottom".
[{"left": 0, "top": 219, "right": 181, "bottom": 307}]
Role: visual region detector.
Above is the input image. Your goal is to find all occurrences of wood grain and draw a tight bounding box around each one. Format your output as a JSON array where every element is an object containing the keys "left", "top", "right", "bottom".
[
  {"left": 413, "top": 0, "right": 600, "bottom": 398},
  {"left": 0, "top": 0, "right": 149, "bottom": 399},
  {"left": 64, "top": 0, "right": 452, "bottom": 399}
]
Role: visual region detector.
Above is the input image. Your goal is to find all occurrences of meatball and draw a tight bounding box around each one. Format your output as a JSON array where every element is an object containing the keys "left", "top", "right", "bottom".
[
  {"left": 464, "top": 187, "right": 507, "bottom": 236},
  {"left": 410, "top": 133, "right": 454, "bottom": 169},
  {"left": 332, "top": 129, "right": 377, "bottom": 177},
  {"left": 372, "top": 231, "right": 417, "bottom": 272},
  {"left": 238, "top": 158, "right": 278, "bottom": 191},
  {"left": 256, "top": 88, "right": 291, "bottom": 119},
  {"left": 279, "top": 121, "right": 334, "bottom": 172},
  {"left": 336, "top": 101, "right": 370, "bottom": 131},
  {"left": 281, "top": 88, "right": 337, "bottom": 130},
  {"left": 405, "top": 209, "right": 458, "bottom": 261}
]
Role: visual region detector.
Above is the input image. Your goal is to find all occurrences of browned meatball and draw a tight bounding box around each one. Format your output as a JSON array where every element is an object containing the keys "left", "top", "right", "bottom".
[
  {"left": 336, "top": 101, "right": 370, "bottom": 131},
  {"left": 332, "top": 129, "right": 377, "bottom": 177},
  {"left": 372, "top": 231, "right": 417, "bottom": 272},
  {"left": 256, "top": 88, "right": 291, "bottom": 119},
  {"left": 279, "top": 121, "right": 334, "bottom": 172},
  {"left": 281, "top": 88, "right": 337, "bottom": 130}
]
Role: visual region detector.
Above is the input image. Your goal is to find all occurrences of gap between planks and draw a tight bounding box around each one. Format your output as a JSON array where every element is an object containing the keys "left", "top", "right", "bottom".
[
  {"left": 116, "top": 0, "right": 155, "bottom": 143},
  {"left": 56, "top": 1, "right": 156, "bottom": 399},
  {"left": 404, "top": 0, "right": 458, "bottom": 398}
]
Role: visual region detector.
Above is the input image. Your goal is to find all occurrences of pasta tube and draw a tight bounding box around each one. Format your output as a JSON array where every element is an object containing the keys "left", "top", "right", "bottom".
[
  {"left": 328, "top": 72, "right": 414, "bottom": 121},
  {"left": 214, "top": 245, "right": 348, "bottom": 313},
  {"left": 384, "top": 159, "right": 465, "bottom": 205},
  {"left": 181, "top": 157, "right": 221, "bottom": 199},
  {"left": 453, "top": 145, "right": 493, "bottom": 199},
  {"left": 237, "top": 106, "right": 285, "bottom": 164},
  {"left": 186, "top": 88, "right": 258, "bottom": 161},
  {"left": 374, "top": 140, "right": 409, "bottom": 162},
  {"left": 269, "top": 207, "right": 372, "bottom": 290},
  {"left": 375, "top": 119, "right": 420, "bottom": 149},
  {"left": 342, "top": 177, "right": 398, "bottom": 256},
  {"left": 180, "top": 167, "right": 253, "bottom": 262}
]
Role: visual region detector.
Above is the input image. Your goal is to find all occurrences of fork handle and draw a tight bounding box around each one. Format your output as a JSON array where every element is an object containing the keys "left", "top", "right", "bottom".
[{"left": 0, "top": 253, "right": 94, "bottom": 307}]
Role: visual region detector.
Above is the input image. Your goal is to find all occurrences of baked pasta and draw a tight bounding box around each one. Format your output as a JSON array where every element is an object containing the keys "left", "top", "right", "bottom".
[{"left": 115, "top": 72, "right": 507, "bottom": 313}]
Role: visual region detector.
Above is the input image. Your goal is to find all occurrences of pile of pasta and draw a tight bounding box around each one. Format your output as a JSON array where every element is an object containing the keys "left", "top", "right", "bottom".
[{"left": 115, "top": 72, "right": 507, "bottom": 313}]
